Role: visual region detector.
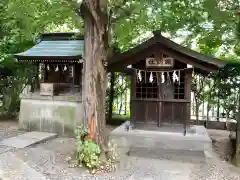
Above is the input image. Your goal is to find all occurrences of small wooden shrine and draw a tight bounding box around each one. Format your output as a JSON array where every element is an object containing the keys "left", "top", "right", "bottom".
[
  {"left": 15, "top": 33, "right": 84, "bottom": 135},
  {"left": 15, "top": 33, "right": 84, "bottom": 95},
  {"left": 108, "top": 31, "right": 225, "bottom": 132}
]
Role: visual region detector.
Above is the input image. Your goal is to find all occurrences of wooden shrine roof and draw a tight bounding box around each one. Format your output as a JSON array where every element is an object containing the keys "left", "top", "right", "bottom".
[
  {"left": 108, "top": 31, "right": 226, "bottom": 73},
  {"left": 15, "top": 33, "right": 84, "bottom": 62}
]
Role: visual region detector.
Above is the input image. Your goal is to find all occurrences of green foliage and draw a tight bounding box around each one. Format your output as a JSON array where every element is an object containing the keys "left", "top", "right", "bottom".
[
  {"left": 74, "top": 125, "right": 101, "bottom": 170},
  {"left": 0, "top": 59, "right": 34, "bottom": 117},
  {"left": 78, "top": 140, "right": 101, "bottom": 169},
  {"left": 70, "top": 125, "right": 118, "bottom": 173}
]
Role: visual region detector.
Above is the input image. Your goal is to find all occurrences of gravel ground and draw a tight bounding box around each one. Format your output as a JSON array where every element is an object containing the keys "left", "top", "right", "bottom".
[
  {"left": 0, "top": 121, "right": 24, "bottom": 140},
  {"left": 190, "top": 152, "right": 240, "bottom": 180},
  {"left": 189, "top": 129, "right": 240, "bottom": 180},
  {"left": 1, "top": 122, "right": 240, "bottom": 179},
  {"left": 13, "top": 133, "right": 240, "bottom": 180}
]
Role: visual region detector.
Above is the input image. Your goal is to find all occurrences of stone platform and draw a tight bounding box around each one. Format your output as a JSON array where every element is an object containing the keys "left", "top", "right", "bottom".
[
  {"left": 19, "top": 92, "right": 83, "bottom": 135},
  {"left": 109, "top": 122, "right": 212, "bottom": 159}
]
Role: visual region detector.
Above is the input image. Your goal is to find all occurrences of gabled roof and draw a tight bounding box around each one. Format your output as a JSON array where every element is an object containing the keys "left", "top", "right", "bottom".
[
  {"left": 108, "top": 31, "right": 226, "bottom": 73},
  {"left": 15, "top": 33, "right": 84, "bottom": 61}
]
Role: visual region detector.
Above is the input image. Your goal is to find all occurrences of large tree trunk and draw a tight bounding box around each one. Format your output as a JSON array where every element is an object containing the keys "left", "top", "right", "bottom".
[{"left": 81, "top": 0, "right": 109, "bottom": 146}]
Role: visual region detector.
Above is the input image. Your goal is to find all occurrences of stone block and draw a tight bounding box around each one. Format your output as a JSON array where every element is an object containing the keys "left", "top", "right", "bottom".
[
  {"left": 110, "top": 123, "right": 212, "bottom": 159},
  {"left": 19, "top": 97, "right": 83, "bottom": 135}
]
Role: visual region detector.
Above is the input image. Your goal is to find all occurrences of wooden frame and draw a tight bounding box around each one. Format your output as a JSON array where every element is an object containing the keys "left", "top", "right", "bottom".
[{"left": 146, "top": 57, "right": 174, "bottom": 67}]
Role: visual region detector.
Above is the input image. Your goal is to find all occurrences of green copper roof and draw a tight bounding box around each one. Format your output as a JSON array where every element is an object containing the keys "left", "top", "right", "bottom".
[{"left": 15, "top": 40, "right": 84, "bottom": 60}]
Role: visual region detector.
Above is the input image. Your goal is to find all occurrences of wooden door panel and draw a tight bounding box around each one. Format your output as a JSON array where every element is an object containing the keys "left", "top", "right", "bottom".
[
  {"left": 145, "top": 102, "right": 158, "bottom": 124},
  {"left": 162, "top": 102, "right": 173, "bottom": 124},
  {"left": 134, "top": 101, "right": 146, "bottom": 122},
  {"left": 173, "top": 103, "right": 185, "bottom": 124}
]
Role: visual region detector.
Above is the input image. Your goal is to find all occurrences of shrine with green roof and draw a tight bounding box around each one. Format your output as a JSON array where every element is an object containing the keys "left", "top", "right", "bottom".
[{"left": 15, "top": 32, "right": 85, "bottom": 135}]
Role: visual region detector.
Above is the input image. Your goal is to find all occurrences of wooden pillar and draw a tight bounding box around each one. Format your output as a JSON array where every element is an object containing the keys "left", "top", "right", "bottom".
[
  {"left": 71, "top": 64, "right": 75, "bottom": 92},
  {"left": 184, "top": 69, "right": 192, "bottom": 134},
  {"left": 217, "top": 90, "right": 220, "bottom": 121},
  {"left": 158, "top": 102, "right": 162, "bottom": 127},
  {"left": 36, "top": 62, "right": 40, "bottom": 90},
  {"left": 130, "top": 71, "right": 136, "bottom": 128}
]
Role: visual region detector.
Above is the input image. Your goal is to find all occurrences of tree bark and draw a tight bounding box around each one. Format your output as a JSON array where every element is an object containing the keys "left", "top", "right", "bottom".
[{"left": 81, "top": 0, "right": 109, "bottom": 146}]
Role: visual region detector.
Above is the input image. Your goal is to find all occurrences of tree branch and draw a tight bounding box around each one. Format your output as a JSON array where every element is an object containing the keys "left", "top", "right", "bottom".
[
  {"left": 64, "top": 0, "right": 81, "bottom": 16},
  {"left": 111, "top": 6, "right": 133, "bottom": 23},
  {"left": 108, "top": 0, "right": 134, "bottom": 24},
  {"left": 80, "top": 1, "right": 101, "bottom": 32},
  {"left": 80, "top": 0, "right": 109, "bottom": 42}
]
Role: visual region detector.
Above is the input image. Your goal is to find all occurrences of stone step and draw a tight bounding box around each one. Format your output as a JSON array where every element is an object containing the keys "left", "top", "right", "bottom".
[
  {"left": 128, "top": 147, "right": 206, "bottom": 164},
  {"left": 0, "top": 151, "right": 50, "bottom": 180},
  {"left": 0, "top": 131, "right": 57, "bottom": 149}
]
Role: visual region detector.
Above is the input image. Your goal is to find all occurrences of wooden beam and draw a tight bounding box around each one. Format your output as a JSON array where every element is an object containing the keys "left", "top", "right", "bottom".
[
  {"left": 108, "top": 46, "right": 156, "bottom": 72},
  {"left": 108, "top": 43, "right": 220, "bottom": 73},
  {"left": 159, "top": 46, "right": 219, "bottom": 73}
]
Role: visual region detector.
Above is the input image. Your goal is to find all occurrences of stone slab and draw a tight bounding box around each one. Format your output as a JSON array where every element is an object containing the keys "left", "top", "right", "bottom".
[
  {"left": 0, "top": 151, "right": 50, "bottom": 180},
  {"left": 0, "top": 131, "right": 57, "bottom": 149},
  {"left": 21, "top": 131, "right": 57, "bottom": 140},
  {"left": 0, "top": 145, "right": 14, "bottom": 154}
]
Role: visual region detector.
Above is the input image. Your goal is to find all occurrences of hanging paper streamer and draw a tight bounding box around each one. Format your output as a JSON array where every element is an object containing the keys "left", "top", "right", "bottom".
[
  {"left": 55, "top": 65, "right": 59, "bottom": 72},
  {"left": 39, "top": 63, "right": 44, "bottom": 81},
  {"left": 161, "top": 72, "right": 165, "bottom": 83},
  {"left": 172, "top": 71, "right": 179, "bottom": 83},
  {"left": 137, "top": 70, "right": 142, "bottom": 81},
  {"left": 149, "top": 72, "right": 153, "bottom": 83},
  {"left": 47, "top": 64, "right": 50, "bottom": 71},
  {"left": 64, "top": 65, "right": 67, "bottom": 71}
]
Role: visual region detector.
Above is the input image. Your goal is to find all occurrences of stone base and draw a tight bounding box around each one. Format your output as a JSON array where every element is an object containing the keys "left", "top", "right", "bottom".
[
  {"left": 109, "top": 122, "right": 212, "bottom": 159},
  {"left": 19, "top": 93, "right": 83, "bottom": 136}
]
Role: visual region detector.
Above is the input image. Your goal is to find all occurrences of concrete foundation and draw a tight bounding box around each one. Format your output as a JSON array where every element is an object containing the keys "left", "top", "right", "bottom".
[
  {"left": 19, "top": 92, "right": 83, "bottom": 136},
  {"left": 109, "top": 121, "right": 212, "bottom": 158}
]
